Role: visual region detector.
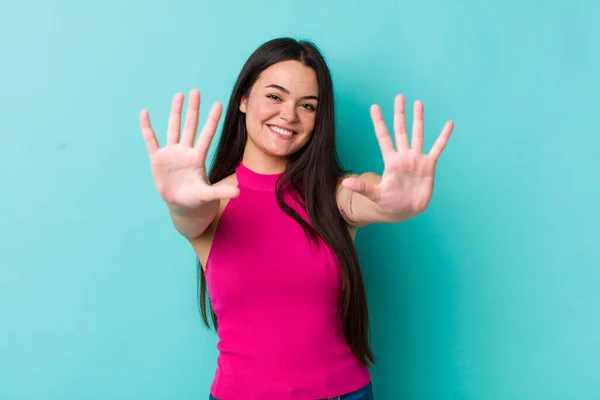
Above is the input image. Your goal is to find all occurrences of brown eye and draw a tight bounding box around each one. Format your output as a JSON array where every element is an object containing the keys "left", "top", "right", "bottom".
[{"left": 267, "top": 94, "right": 281, "bottom": 101}]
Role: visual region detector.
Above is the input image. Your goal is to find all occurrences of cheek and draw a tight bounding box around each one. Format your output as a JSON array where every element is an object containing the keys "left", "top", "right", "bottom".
[
  {"left": 300, "top": 112, "right": 317, "bottom": 133},
  {"left": 249, "top": 101, "right": 277, "bottom": 122}
]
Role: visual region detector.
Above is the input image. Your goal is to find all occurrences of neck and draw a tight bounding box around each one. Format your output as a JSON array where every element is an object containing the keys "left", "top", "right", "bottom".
[{"left": 242, "top": 147, "right": 288, "bottom": 174}]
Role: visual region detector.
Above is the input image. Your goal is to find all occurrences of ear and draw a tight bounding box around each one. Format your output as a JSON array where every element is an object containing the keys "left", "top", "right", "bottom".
[{"left": 239, "top": 96, "right": 248, "bottom": 113}]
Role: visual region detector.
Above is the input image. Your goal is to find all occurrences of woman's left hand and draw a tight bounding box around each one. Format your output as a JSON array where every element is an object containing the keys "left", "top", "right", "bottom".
[{"left": 341, "top": 94, "right": 454, "bottom": 220}]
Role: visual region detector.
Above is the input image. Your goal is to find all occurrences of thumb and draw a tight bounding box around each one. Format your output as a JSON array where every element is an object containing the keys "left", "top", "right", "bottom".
[
  {"left": 342, "top": 177, "right": 381, "bottom": 204},
  {"left": 208, "top": 183, "right": 240, "bottom": 200}
]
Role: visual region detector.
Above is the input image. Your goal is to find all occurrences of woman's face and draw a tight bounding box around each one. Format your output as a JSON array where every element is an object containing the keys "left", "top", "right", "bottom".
[{"left": 240, "top": 60, "right": 319, "bottom": 162}]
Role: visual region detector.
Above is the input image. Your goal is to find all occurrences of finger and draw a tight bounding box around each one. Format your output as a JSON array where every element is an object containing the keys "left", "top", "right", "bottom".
[
  {"left": 195, "top": 102, "right": 223, "bottom": 163},
  {"left": 342, "top": 177, "right": 381, "bottom": 204},
  {"left": 140, "top": 110, "right": 159, "bottom": 154},
  {"left": 181, "top": 89, "right": 201, "bottom": 147},
  {"left": 167, "top": 92, "right": 185, "bottom": 144},
  {"left": 428, "top": 120, "right": 454, "bottom": 161},
  {"left": 206, "top": 183, "right": 240, "bottom": 200},
  {"left": 393, "top": 94, "right": 409, "bottom": 151},
  {"left": 370, "top": 104, "right": 395, "bottom": 160},
  {"left": 411, "top": 100, "right": 424, "bottom": 153}
]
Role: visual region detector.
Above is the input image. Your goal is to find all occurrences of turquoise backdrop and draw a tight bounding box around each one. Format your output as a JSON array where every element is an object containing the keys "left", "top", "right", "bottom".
[{"left": 1, "top": 0, "right": 599, "bottom": 399}]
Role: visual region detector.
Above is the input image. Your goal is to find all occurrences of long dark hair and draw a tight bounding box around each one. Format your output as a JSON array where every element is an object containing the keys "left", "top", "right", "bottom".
[{"left": 198, "top": 37, "right": 375, "bottom": 367}]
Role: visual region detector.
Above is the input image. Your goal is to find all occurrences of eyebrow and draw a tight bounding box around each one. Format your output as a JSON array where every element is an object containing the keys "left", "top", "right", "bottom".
[{"left": 265, "top": 84, "right": 319, "bottom": 101}]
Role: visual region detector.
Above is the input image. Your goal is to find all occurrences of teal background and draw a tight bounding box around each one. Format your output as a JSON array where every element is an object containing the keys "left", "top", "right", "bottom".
[{"left": 1, "top": 0, "right": 599, "bottom": 399}]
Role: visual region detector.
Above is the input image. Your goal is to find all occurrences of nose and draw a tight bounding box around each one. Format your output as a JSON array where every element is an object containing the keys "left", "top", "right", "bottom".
[{"left": 280, "top": 102, "right": 298, "bottom": 122}]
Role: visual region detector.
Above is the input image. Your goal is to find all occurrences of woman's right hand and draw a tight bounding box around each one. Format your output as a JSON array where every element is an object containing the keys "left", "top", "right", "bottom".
[{"left": 140, "top": 90, "right": 240, "bottom": 217}]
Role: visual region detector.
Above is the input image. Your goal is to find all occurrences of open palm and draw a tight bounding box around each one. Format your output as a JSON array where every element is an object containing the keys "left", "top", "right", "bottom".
[
  {"left": 140, "top": 90, "right": 239, "bottom": 211},
  {"left": 343, "top": 94, "right": 454, "bottom": 218}
]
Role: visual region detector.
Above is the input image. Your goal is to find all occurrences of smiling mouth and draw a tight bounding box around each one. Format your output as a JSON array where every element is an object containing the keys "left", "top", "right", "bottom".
[{"left": 268, "top": 124, "right": 296, "bottom": 138}]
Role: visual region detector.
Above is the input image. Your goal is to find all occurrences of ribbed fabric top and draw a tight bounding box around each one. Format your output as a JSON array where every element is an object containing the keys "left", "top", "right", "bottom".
[{"left": 206, "top": 162, "right": 370, "bottom": 399}]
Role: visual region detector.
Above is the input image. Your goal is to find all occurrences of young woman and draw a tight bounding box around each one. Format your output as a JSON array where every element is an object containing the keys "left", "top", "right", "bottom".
[{"left": 140, "top": 37, "right": 453, "bottom": 400}]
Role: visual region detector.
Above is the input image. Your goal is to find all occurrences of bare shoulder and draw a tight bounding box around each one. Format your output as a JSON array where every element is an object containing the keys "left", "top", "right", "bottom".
[{"left": 190, "top": 173, "right": 238, "bottom": 268}]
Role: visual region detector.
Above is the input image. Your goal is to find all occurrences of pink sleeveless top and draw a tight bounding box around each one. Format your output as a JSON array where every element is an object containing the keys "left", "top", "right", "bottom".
[{"left": 205, "top": 162, "right": 370, "bottom": 399}]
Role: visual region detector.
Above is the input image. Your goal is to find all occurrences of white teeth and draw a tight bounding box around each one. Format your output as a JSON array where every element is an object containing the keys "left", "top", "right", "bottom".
[{"left": 271, "top": 126, "right": 294, "bottom": 136}]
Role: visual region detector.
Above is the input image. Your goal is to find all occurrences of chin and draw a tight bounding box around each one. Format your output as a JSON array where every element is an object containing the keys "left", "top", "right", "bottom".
[
  {"left": 263, "top": 146, "right": 299, "bottom": 158},
  {"left": 262, "top": 139, "right": 310, "bottom": 157}
]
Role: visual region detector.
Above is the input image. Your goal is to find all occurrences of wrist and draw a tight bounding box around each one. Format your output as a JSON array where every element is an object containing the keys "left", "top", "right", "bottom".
[{"left": 168, "top": 200, "right": 219, "bottom": 220}]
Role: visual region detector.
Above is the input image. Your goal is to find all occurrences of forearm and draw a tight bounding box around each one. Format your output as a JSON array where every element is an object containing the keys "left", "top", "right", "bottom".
[
  {"left": 348, "top": 190, "right": 412, "bottom": 225},
  {"left": 168, "top": 200, "right": 219, "bottom": 239}
]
